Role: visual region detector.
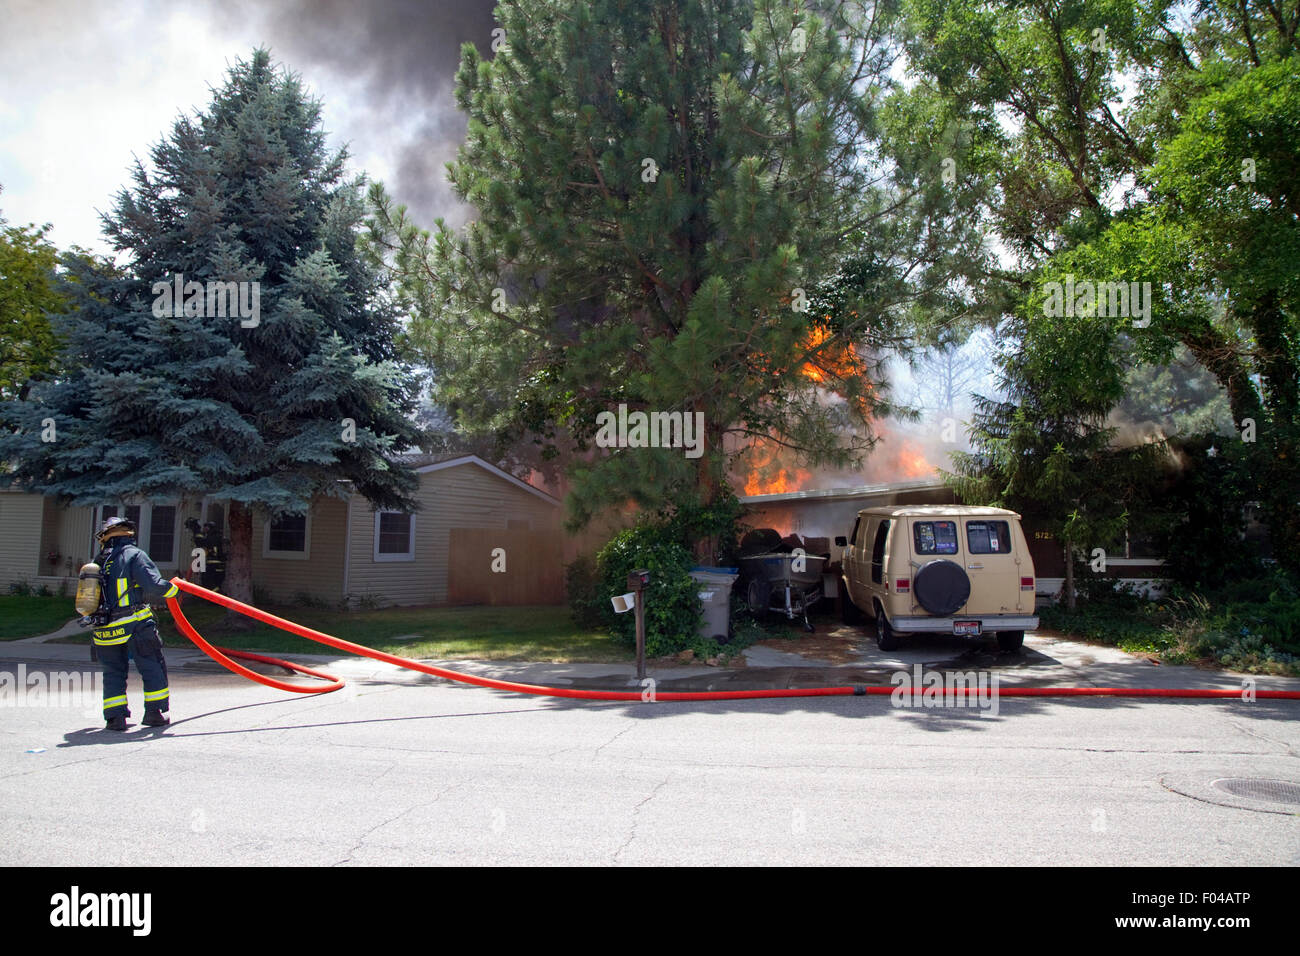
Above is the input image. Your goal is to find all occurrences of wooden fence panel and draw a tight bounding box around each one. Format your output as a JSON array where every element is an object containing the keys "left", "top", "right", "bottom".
[{"left": 446, "top": 528, "right": 565, "bottom": 605}]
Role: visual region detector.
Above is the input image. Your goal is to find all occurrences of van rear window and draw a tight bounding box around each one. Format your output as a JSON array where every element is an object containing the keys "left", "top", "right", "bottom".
[
  {"left": 913, "top": 520, "right": 958, "bottom": 555},
  {"left": 967, "top": 520, "right": 1012, "bottom": 554}
]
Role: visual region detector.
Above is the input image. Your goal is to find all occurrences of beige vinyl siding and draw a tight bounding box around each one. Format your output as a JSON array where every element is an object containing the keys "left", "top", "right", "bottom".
[
  {"left": 345, "top": 462, "right": 561, "bottom": 606},
  {"left": 249, "top": 496, "right": 348, "bottom": 604},
  {"left": 2, "top": 492, "right": 157, "bottom": 590},
  {"left": 0, "top": 491, "right": 44, "bottom": 585}
]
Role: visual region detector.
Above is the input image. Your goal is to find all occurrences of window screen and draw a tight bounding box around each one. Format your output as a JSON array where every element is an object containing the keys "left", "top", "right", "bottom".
[
  {"left": 913, "top": 520, "right": 958, "bottom": 555},
  {"left": 149, "top": 505, "right": 177, "bottom": 562},
  {"left": 377, "top": 512, "right": 413, "bottom": 555},
  {"left": 268, "top": 514, "right": 307, "bottom": 552},
  {"left": 966, "top": 520, "right": 1012, "bottom": 554}
]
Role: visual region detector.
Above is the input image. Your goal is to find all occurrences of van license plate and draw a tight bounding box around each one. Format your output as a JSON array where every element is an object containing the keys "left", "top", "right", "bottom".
[{"left": 953, "top": 621, "right": 981, "bottom": 636}]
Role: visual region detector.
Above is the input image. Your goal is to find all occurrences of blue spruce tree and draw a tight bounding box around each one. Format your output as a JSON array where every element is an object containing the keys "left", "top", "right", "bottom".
[{"left": 0, "top": 50, "right": 422, "bottom": 611}]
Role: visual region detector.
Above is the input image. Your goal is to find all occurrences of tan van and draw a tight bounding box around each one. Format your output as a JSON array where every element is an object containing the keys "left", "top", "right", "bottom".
[{"left": 835, "top": 505, "right": 1038, "bottom": 652}]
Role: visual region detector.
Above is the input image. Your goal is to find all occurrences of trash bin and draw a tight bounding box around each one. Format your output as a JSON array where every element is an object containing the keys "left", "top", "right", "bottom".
[{"left": 689, "top": 566, "right": 739, "bottom": 642}]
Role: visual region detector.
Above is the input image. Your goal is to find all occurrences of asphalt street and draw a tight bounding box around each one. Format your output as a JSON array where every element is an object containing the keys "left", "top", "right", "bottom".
[{"left": 2, "top": 633, "right": 1298, "bottom": 866}]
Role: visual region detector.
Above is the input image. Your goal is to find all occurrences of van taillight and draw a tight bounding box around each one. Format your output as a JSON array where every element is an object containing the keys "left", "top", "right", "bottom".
[
  {"left": 895, "top": 578, "right": 910, "bottom": 593},
  {"left": 1021, "top": 577, "right": 1034, "bottom": 590}
]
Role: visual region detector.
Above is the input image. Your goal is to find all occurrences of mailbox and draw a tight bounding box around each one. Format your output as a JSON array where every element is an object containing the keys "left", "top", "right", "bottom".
[{"left": 627, "top": 568, "right": 650, "bottom": 591}]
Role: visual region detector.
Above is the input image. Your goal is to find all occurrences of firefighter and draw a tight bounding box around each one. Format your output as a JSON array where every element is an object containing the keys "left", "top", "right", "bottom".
[
  {"left": 92, "top": 517, "right": 178, "bottom": 731},
  {"left": 183, "top": 518, "right": 227, "bottom": 590}
]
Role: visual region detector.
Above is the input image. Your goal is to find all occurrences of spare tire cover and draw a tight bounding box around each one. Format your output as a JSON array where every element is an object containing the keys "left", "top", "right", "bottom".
[{"left": 913, "top": 560, "right": 971, "bottom": 616}]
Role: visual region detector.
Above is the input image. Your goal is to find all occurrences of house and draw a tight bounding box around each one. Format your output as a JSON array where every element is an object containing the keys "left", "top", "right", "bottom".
[{"left": 0, "top": 454, "right": 569, "bottom": 607}]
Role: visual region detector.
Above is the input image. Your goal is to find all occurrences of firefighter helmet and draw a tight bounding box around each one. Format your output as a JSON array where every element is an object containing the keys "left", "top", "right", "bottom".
[{"left": 96, "top": 516, "right": 136, "bottom": 543}]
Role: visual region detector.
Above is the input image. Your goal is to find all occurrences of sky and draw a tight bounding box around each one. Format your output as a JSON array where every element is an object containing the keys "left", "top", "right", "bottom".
[{"left": 0, "top": 0, "right": 496, "bottom": 254}]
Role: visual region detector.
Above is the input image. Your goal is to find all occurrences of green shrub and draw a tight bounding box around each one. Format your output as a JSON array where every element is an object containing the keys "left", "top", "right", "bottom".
[
  {"left": 595, "top": 523, "right": 701, "bottom": 656},
  {"left": 1039, "top": 601, "right": 1166, "bottom": 649},
  {"left": 565, "top": 554, "right": 604, "bottom": 629},
  {"left": 1223, "top": 603, "right": 1299, "bottom": 652},
  {"left": 1152, "top": 434, "right": 1264, "bottom": 591},
  {"left": 291, "top": 591, "right": 332, "bottom": 609},
  {"left": 660, "top": 493, "right": 744, "bottom": 566},
  {"left": 8, "top": 579, "right": 33, "bottom": 596},
  {"left": 1071, "top": 570, "right": 1148, "bottom": 610},
  {"left": 1043, "top": 556, "right": 1300, "bottom": 674}
]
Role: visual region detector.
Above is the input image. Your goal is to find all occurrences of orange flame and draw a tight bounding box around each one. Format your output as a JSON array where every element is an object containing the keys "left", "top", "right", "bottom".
[
  {"left": 743, "top": 465, "right": 814, "bottom": 496},
  {"left": 799, "top": 319, "right": 867, "bottom": 387},
  {"left": 895, "top": 440, "right": 937, "bottom": 479},
  {"left": 733, "top": 319, "right": 934, "bottom": 496},
  {"left": 735, "top": 435, "right": 937, "bottom": 496},
  {"left": 739, "top": 439, "right": 813, "bottom": 496}
]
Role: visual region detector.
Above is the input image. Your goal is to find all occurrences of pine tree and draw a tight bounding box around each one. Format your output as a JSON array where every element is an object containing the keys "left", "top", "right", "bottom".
[
  {"left": 371, "top": 0, "right": 904, "bottom": 537},
  {"left": 0, "top": 50, "right": 422, "bottom": 611}
]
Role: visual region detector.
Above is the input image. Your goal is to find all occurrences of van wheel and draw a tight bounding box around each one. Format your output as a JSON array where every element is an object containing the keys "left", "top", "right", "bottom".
[
  {"left": 996, "top": 630, "right": 1024, "bottom": 653},
  {"left": 875, "top": 609, "right": 900, "bottom": 651}
]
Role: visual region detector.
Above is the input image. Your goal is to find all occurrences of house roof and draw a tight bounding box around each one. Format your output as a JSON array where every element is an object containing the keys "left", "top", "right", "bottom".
[
  {"left": 399, "top": 453, "right": 560, "bottom": 506},
  {"left": 739, "top": 477, "right": 948, "bottom": 505}
]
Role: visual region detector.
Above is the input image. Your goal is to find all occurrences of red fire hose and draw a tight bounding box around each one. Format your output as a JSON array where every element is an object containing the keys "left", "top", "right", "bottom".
[{"left": 165, "top": 578, "right": 1300, "bottom": 703}]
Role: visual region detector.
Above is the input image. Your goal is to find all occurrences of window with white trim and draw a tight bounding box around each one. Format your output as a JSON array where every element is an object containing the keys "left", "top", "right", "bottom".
[
  {"left": 149, "top": 505, "right": 178, "bottom": 564},
  {"left": 374, "top": 511, "right": 415, "bottom": 562},
  {"left": 264, "top": 512, "right": 311, "bottom": 560},
  {"left": 94, "top": 502, "right": 178, "bottom": 566}
]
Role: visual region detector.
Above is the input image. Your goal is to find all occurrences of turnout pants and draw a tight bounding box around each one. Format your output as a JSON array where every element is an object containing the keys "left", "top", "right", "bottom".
[{"left": 98, "top": 619, "right": 170, "bottom": 721}]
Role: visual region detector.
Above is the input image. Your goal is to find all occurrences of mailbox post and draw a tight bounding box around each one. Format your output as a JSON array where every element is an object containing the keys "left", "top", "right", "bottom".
[{"left": 627, "top": 569, "right": 650, "bottom": 680}]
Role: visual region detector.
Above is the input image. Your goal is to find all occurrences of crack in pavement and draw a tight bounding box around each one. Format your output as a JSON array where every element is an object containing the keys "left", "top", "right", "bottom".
[
  {"left": 331, "top": 782, "right": 459, "bottom": 866},
  {"left": 593, "top": 722, "right": 637, "bottom": 757},
  {"left": 613, "top": 774, "right": 671, "bottom": 864},
  {"left": 1224, "top": 716, "right": 1299, "bottom": 758},
  {"left": 370, "top": 762, "right": 398, "bottom": 788},
  {"left": 549, "top": 720, "right": 639, "bottom": 760},
  {"left": 1, "top": 742, "right": 154, "bottom": 780}
]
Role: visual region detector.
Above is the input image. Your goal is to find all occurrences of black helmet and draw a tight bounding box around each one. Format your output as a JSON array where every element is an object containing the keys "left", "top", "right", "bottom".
[{"left": 97, "top": 516, "right": 136, "bottom": 542}]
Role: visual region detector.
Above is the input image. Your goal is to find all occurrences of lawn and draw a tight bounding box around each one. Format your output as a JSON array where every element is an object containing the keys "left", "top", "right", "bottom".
[
  {"left": 0, "top": 594, "right": 79, "bottom": 640},
  {"left": 36, "top": 594, "right": 632, "bottom": 663}
]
